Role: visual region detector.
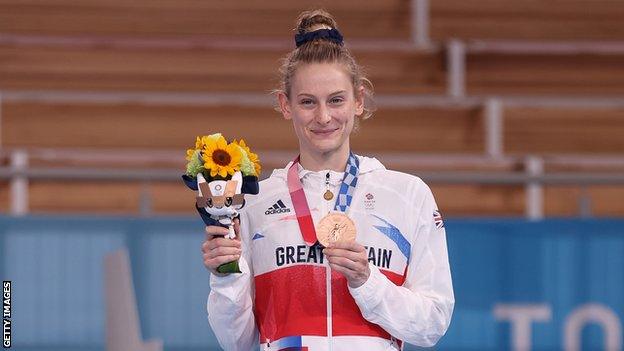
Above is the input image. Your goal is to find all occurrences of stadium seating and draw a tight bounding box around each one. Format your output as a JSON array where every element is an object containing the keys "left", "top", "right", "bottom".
[
  {"left": 0, "top": 0, "right": 623, "bottom": 217},
  {"left": 0, "top": 44, "right": 445, "bottom": 94},
  {"left": 2, "top": 101, "right": 483, "bottom": 151},
  {"left": 0, "top": 0, "right": 410, "bottom": 39},
  {"left": 466, "top": 52, "right": 624, "bottom": 96},
  {"left": 504, "top": 106, "right": 624, "bottom": 154},
  {"left": 431, "top": 1, "right": 624, "bottom": 40}
]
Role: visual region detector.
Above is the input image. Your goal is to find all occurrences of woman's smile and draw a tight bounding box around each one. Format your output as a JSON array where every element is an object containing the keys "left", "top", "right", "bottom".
[{"left": 309, "top": 126, "right": 340, "bottom": 137}]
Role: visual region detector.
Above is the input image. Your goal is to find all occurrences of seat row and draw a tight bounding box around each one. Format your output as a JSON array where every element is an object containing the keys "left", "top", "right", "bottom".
[
  {"left": 1, "top": 43, "right": 623, "bottom": 96},
  {"left": 1, "top": 0, "right": 623, "bottom": 40},
  {"left": 3, "top": 100, "right": 623, "bottom": 154}
]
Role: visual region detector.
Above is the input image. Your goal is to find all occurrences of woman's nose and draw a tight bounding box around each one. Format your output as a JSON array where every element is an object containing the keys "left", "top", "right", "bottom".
[{"left": 315, "top": 105, "right": 332, "bottom": 124}]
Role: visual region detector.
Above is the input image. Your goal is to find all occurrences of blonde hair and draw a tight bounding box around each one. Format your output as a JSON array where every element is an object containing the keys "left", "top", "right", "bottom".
[{"left": 274, "top": 9, "right": 376, "bottom": 120}]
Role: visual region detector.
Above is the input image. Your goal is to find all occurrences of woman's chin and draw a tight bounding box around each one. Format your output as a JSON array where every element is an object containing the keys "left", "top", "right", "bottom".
[{"left": 307, "top": 140, "right": 343, "bottom": 155}]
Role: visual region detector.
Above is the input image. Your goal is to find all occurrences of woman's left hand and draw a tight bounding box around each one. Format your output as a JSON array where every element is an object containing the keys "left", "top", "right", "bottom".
[{"left": 324, "top": 241, "right": 370, "bottom": 288}]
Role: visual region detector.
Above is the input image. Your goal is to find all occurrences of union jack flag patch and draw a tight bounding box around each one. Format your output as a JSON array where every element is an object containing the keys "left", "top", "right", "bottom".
[{"left": 433, "top": 210, "right": 444, "bottom": 229}]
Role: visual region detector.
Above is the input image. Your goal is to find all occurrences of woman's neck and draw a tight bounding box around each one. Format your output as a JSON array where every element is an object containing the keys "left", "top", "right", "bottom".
[{"left": 299, "top": 148, "right": 350, "bottom": 172}]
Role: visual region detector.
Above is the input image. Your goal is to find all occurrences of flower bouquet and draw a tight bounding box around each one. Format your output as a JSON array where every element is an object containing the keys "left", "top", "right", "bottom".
[{"left": 182, "top": 133, "right": 260, "bottom": 273}]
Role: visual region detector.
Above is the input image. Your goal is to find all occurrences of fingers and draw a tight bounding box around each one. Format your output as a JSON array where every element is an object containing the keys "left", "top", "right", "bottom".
[
  {"left": 327, "top": 258, "right": 370, "bottom": 288},
  {"left": 327, "top": 255, "right": 362, "bottom": 271},
  {"left": 323, "top": 241, "right": 366, "bottom": 262},
  {"left": 202, "top": 223, "right": 242, "bottom": 273},
  {"left": 205, "top": 225, "right": 229, "bottom": 240},
  {"left": 205, "top": 218, "right": 242, "bottom": 240},
  {"left": 326, "top": 240, "right": 365, "bottom": 251},
  {"left": 203, "top": 245, "right": 241, "bottom": 259},
  {"left": 324, "top": 246, "right": 367, "bottom": 271},
  {"left": 203, "top": 252, "right": 241, "bottom": 272},
  {"left": 201, "top": 239, "right": 241, "bottom": 254},
  {"left": 201, "top": 240, "right": 241, "bottom": 272},
  {"left": 323, "top": 240, "right": 370, "bottom": 288}
]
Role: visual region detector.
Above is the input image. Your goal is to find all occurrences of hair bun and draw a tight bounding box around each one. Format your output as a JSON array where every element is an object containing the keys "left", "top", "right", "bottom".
[
  {"left": 276, "top": 9, "right": 376, "bottom": 120},
  {"left": 295, "top": 9, "right": 338, "bottom": 34}
]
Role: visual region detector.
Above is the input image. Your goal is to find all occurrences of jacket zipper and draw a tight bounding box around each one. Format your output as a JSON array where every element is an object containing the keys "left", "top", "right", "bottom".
[{"left": 323, "top": 172, "right": 333, "bottom": 351}]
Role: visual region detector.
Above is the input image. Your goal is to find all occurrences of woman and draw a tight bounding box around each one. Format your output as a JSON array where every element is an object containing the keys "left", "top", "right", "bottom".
[{"left": 202, "top": 9, "right": 454, "bottom": 351}]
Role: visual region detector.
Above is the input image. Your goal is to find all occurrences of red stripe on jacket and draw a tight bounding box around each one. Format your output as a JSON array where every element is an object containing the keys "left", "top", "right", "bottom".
[{"left": 254, "top": 264, "right": 405, "bottom": 343}]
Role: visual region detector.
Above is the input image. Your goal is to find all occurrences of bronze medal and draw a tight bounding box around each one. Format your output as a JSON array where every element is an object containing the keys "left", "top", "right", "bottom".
[
  {"left": 323, "top": 190, "right": 334, "bottom": 201},
  {"left": 316, "top": 212, "right": 356, "bottom": 247}
]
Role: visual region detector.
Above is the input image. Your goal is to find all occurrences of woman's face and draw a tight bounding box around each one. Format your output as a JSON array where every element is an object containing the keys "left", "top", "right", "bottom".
[{"left": 279, "top": 62, "right": 364, "bottom": 158}]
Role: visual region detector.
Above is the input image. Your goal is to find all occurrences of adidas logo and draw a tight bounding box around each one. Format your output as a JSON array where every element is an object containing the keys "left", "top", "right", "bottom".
[{"left": 265, "top": 199, "right": 291, "bottom": 215}]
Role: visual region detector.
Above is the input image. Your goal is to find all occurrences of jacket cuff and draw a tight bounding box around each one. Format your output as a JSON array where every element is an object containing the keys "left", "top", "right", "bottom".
[{"left": 348, "top": 263, "right": 388, "bottom": 311}]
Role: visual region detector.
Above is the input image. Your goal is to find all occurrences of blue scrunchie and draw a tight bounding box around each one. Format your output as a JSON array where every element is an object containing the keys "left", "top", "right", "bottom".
[{"left": 295, "top": 28, "right": 344, "bottom": 48}]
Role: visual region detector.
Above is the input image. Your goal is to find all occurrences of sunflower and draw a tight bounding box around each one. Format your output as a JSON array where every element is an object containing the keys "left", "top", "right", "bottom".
[
  {"left": 202, "top": 135, "right": 242, "bottom": 178},
  {"left": 236, "top": 139, "right": 261, "bottom": 176},
  {"left": 186, "top": 135, "right": 210, "bottom": 161}
]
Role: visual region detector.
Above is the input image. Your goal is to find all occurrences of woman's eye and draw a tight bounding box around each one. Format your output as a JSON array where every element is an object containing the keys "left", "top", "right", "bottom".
[
  {"left": 300, "top": 99, "right": 314, "bottom": 105},
  {"left": 330, "top": 97, "right": 344, "bottom": 104}
]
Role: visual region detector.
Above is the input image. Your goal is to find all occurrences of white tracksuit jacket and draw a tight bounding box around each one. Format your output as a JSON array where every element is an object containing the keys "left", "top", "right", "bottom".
[{"left": 207, "top": 155, "right": 454, "bottom": 351}]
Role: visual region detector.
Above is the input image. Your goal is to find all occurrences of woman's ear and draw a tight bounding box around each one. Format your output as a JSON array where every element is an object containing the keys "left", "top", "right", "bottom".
[
  {"left": 355, "top": 85, "right": 365, "bottom": 116},
  {"left": 277, "top": 91, "right": 292, "bottom": 120}
]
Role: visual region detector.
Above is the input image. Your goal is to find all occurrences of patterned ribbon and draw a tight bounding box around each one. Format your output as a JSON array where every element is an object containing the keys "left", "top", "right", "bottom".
[
  {"left": 287, "top": 153, "right": 360, "bottom": 246},
  {"left": 335, "top": 153, "right": 359, "bottom": 211}
]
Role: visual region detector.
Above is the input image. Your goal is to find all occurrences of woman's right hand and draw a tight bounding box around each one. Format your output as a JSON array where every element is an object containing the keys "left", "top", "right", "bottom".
[{"left": 202, "top": 218, "right": 242, "bottom": 275}]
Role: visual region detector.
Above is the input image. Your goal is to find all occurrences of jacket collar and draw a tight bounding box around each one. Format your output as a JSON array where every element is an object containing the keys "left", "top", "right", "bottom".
[{"left": 270, "top": 154, "right": 386, "bottom": 181}]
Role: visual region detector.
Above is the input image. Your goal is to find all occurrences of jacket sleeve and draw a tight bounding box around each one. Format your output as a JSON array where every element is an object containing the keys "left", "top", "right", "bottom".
[
  {"left": 349, "top": 182, "right": 455, "bottom": 347},
  {"left": 207, "top": 209, "right": 258, "bottom": 351}
]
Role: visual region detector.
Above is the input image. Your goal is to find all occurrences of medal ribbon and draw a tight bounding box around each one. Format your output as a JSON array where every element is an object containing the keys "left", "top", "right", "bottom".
[{"left": 287, "top": 153, "right": 360, "bottom": 246}]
